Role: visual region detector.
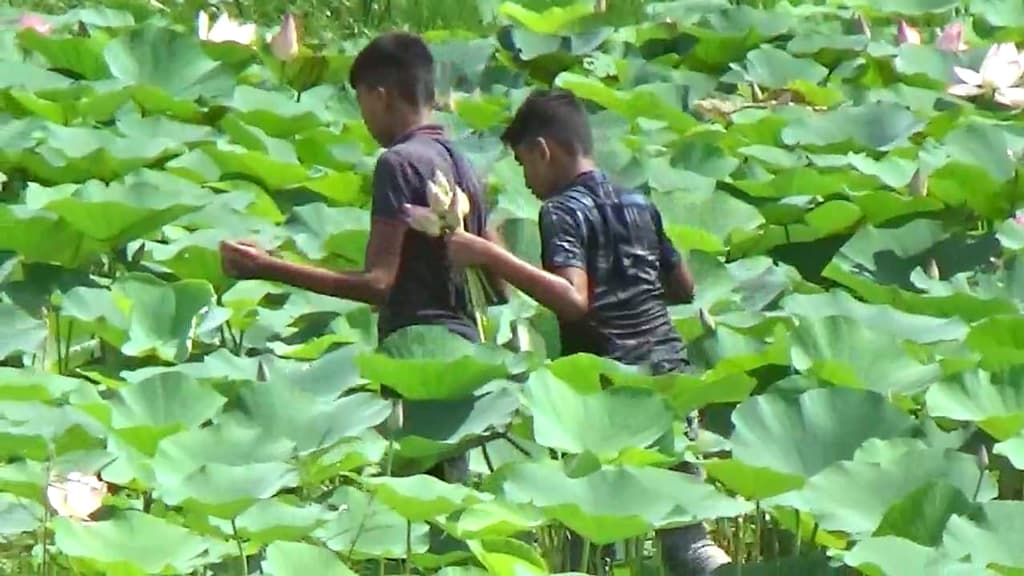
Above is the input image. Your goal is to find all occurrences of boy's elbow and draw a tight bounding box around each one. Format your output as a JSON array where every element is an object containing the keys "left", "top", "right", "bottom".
[{"left": 559, "top": 295, "right": 589, "bottom": 322}]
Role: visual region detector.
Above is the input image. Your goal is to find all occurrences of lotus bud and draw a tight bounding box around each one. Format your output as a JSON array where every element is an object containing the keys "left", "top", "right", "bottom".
[
  {"left": 976, "top": 444, "right": 989, "bottom": 470},
  {"left": 404, "top": 204, "right": 443, "bottom": 237},
  {"left": 855, "top": 14, "right": 871, "bottom": 39},
  {"left": 47, "top": 472, "right": 108, "bottom": 521},
  {"left": 909, "top": 168, "right": 928, "bottom": 197},
  {"left": 699, "top": 308, "right": 716, "bottom": 332},
  {"left": 387, "top": 398, "right": 404, "bottom": 431},
  {"left": 269, "top": 12, "right": 299, "bottom": 61},
  {"left": 925, "top": 258, "right": 940, "bottom": 280},
  {"left": 18, "top": 13, "right": 51, "bottom": 35},
  {"left": 897, "top": 20, "right": 921, "bottom": 45},
  {"left": 936, "top": 21, "right": 967, "bottom": 52},
  {"left": 256, "top": 359, "right": 268, "bottom": 382},
  {"left": 446, "top": 188, "right": 472, "bottom": 230}
]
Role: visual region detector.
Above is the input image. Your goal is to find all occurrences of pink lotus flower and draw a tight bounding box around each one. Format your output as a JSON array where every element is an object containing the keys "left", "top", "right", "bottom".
[
  {"left": 897, "top": 20, "right": 921, "bottom": 45},
  {"left": 1015, "top": 214, "right": 1024, "bottom": 225},
  {"left": 936, "top": 22, "right": 968, "bottom": 52},
  {"left": 17, "top": 13, "right": 51, "bottom": 35},
  {"left": 268, "top": 12, "right": 299, "bottom": 61}
]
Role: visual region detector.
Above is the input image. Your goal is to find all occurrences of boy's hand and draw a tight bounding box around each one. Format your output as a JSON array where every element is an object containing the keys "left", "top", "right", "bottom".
[
  {"left": 446, "top": 229, "right": 492, "bottom": 267},
  {"left": 219, "top": 240, "right": 272, "bottom": 279}
]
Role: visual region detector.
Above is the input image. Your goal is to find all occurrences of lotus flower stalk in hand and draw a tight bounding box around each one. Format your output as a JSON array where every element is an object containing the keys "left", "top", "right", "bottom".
[
  {"left": 47, "top": 472, "right": 108, "bottom": 521},
  {"left": 197, "top": 10, "right": 257, "bottom": 45},
  {"left": 948, "top": 43, "right": 1024, "bottom": 108},
  {"left": 404, "top": 170, "right": 487, "bottom": 341}
]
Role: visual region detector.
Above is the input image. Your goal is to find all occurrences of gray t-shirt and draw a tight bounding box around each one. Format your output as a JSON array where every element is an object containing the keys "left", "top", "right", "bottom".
[{"left": 371, "top": 124, "right": 488, "bottom": 343}]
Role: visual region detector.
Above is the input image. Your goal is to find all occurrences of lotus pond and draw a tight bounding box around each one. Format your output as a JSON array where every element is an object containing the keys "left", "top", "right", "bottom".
[{"left": 1, "top": 0, "right": 1024, "bottom": 574}]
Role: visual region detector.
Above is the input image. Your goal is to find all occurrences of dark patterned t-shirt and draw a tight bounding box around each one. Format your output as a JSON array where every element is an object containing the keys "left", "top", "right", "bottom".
[{"left": 539, "top": 170, "right": 688, "bottom": 375}]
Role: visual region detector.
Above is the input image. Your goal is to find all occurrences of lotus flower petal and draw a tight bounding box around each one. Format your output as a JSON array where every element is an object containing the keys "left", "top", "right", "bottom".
[
  {"left": 427, "top": 170, "right": 454, "bottom": 215},
  {"left": 953, "top": 66, "right": 983, "bottom": 86},
  {"left": 947, "top": 83, "right": 985, "bottom": 97},
  {"left": 18, "top": 13, "right": 51, "bottom": 34},
  {"left": 995, "top": 86, "right": 1024, "bottom": 108},
  {"left": 47, "top": 472, "right": 108, "bottom": 521},
  {"left": 897, "top": 20, "right": 921, "bottom": 45},
  {"left": 404, "top": 204, "right": 444, "bottom": 237},
  {"left": 979, "top": 43, "right": 1021, "bottom": 87}
]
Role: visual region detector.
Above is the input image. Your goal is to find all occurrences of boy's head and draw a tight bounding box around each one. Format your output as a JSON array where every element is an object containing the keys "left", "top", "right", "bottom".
[
  {"left": 501, "top": 89, "right": 594, "bottom": 198},
  {"left": 349, "top": 32, "right": 435, "bottom": 146}
]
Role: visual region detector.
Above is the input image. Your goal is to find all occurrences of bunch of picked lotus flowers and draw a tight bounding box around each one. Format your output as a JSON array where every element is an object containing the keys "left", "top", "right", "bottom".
[{"left": 404, "top": 171, "right": 491, "bottom": 342}]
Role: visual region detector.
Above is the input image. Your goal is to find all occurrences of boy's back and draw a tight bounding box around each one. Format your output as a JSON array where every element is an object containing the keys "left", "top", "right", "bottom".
[
  {"left": 373, "top": 124, "right": 486, "bottom": 342},
  {"left": 539, "top": 169, "right": 686, "bottom": 374}
]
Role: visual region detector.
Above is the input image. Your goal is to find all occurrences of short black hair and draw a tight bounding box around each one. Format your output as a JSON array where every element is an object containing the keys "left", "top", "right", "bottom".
[
  {"left": 349, "top": 32, "right": 435, "bottom": 108},
  {"left": 500, "top": 89, "right": 593, "bottom": 156}
]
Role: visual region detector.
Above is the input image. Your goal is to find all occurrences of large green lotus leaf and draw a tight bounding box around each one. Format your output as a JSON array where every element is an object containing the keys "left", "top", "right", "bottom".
[
  {"left": 285, "top": 203, "right": 370, "bottom": 264},
  {"left": 730, "top": 388, "right": 918, "bottom": 479},
  {"left": 781, "top": 290, "right": 968, "bottom": 343},
  {"left": 225, "top": 85, "right": 331, "bottom": 137},
  {"left": 843, "top": 536, "right": 996, "bottom": 576},
  {"left": 0, "top": 368, "right": 89, "bottom": 402},
  {"left": 107, "top": 371, "right": 226, "bottom": 455},
  {"left": 364, "top": 474, "right": 493, "bottom": 522},
  {"left": 0, "top": 401, "right": 105, "bottom": 460},
  {"left": 103, "top": 24, "right": 235, "bottom": 101},
  {"left": 18, "top": 30, "right": 110, "bottom": 81},
  {"left": 940, "top": 121, "right": 1016, "bottom": 184},
  {"left": 845, "top": 0, "right": 958, "bottom": 13},
  {"left": 0, "top": 204, "right": 104, "bottom": 268},
  {"left": 492, "top": 460, "right": 752, "bottom": 544},
  {"left": 263, "top": 541, "right": 357, "bottom": 576},
  {"left": 315, "top": 485, "right": 430, "bottom": 560},
  {"left": 19, "top": 123, "right": 186, "bottom": 183},
  {"left": 219, "top": 114, "right": 300, "bottom": 162},
  {"left": 965, "top": 316, "right": 1024, "bottom": 371},
  {"left": 770, "top": 441, "right": 995, "bottom": 536},
  {"left": 781, "top": 102, "right": 923, "bottom": 151},
  {"left": 229, "top": 498, "right": 331, "bottom": 543},
  {"left": 0, "top": 303, "right": 47, "bottom": 361},
  {"left": 872, "top": 480, "right": 976, "bottom": 547},
  {"left": 114, "top": 114, "right": 218, "bottom": 146},
  {"left": 654, "top": 187, "right": 765, "bottom": 253},
  {"left": 0, "top": 60, "right": 74, "bottom": 92},
  {"left": 358, "top": 326, "right": 517, "bottom": 400},
  {"left": 394, "top": 386, "right": 520, "bottom": 464},
  {"left": 112, "top": 273, "right": 216, "bottom": 363},
  {"left": 224, "top": 380, "right": 391, "bottom": 455},
  {"left": 554, "top": 73, "right": 698, "bottom": 133},
  {"left": 199, "top": 144, "right": 312, "bottom": 190},
  {"left": 608, "top": 368, "right": 757, "bottom": 422},
  {"left": 942, "top": 501, "right": 1024, "bottom": 571},
  {"left": 704, "top": 458, "right": 806, "bottom": 501},
  {"left": 446, "top": 500, "right": 546, "bottom": 540},
  {"left": 789, "top": 314, "right": 943, "bottom": 395},
  {"left": 53, "top": 511, "right": 212, "bottom": 575},
  {"left": 24, "top": 170, "right": 214, "bottom": 246},
  {"left": 465, "top": 537, "right": 548, "bottom": 576},
  {"left": 156, "top": 461, "right": 300, "bottom": 519},
  {"left": 0, "top": 492, "right": 42, "bottom": 537},
  {"left": 926, "top": 368, "right": 1024, "bottom": 440},
  {"left": 522, "top": 369, "right": 673, "bottom": 459},
  {"left": 731, "top": 46, "right": 828, "bottom": 89}
]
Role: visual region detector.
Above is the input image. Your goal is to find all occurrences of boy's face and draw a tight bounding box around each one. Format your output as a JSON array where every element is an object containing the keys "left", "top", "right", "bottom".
[
  {"left": 513, "top": 139, "right": 556, "bottom": 199},
  {"left": 355, "top": 85, "right": 393, "bottom": 146}
]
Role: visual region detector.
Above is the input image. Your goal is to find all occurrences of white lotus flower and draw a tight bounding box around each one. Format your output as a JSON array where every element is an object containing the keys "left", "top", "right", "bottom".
[
  {"left": 47, "top": 472, "right": 108, "bottom": 521},
  {"left": 197, "top": 10, "right": 257, "bottom": 45},
  {"left": 948, "top": 42, "right": 1024, "bottom": 108}
]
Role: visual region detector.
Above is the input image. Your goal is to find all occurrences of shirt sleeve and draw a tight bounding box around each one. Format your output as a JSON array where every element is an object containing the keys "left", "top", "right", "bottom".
[
  {"left": 370, "top": 152, "right": 414, "bottom": 220},
  {"left": 538, "top": 200, "right": 587, "bottom": 271},
  {"left": 652, "top": 205, "right": 682, "bottom": 270}
]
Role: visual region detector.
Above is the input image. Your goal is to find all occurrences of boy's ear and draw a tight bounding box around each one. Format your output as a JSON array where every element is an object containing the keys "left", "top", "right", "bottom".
[{"left": 534, "top": 137, "right": 552, "bottom": 162}]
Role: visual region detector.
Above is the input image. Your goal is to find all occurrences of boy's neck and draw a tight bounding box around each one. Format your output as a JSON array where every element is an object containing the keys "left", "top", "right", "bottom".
[
  {"left": 387, "top": 108, "right": 435, "bottom": 145},
  {"left": 550, "top": 156, "right": 598, "bottom": 194}
]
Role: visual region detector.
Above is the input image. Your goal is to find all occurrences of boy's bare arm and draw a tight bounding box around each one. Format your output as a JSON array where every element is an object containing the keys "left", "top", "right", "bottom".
[
  {"left": 663, "top": 260, "right": 695, "bottom": 304},
  {"left": 220, "top": 218, "right": 406, "bottom": 305}
]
